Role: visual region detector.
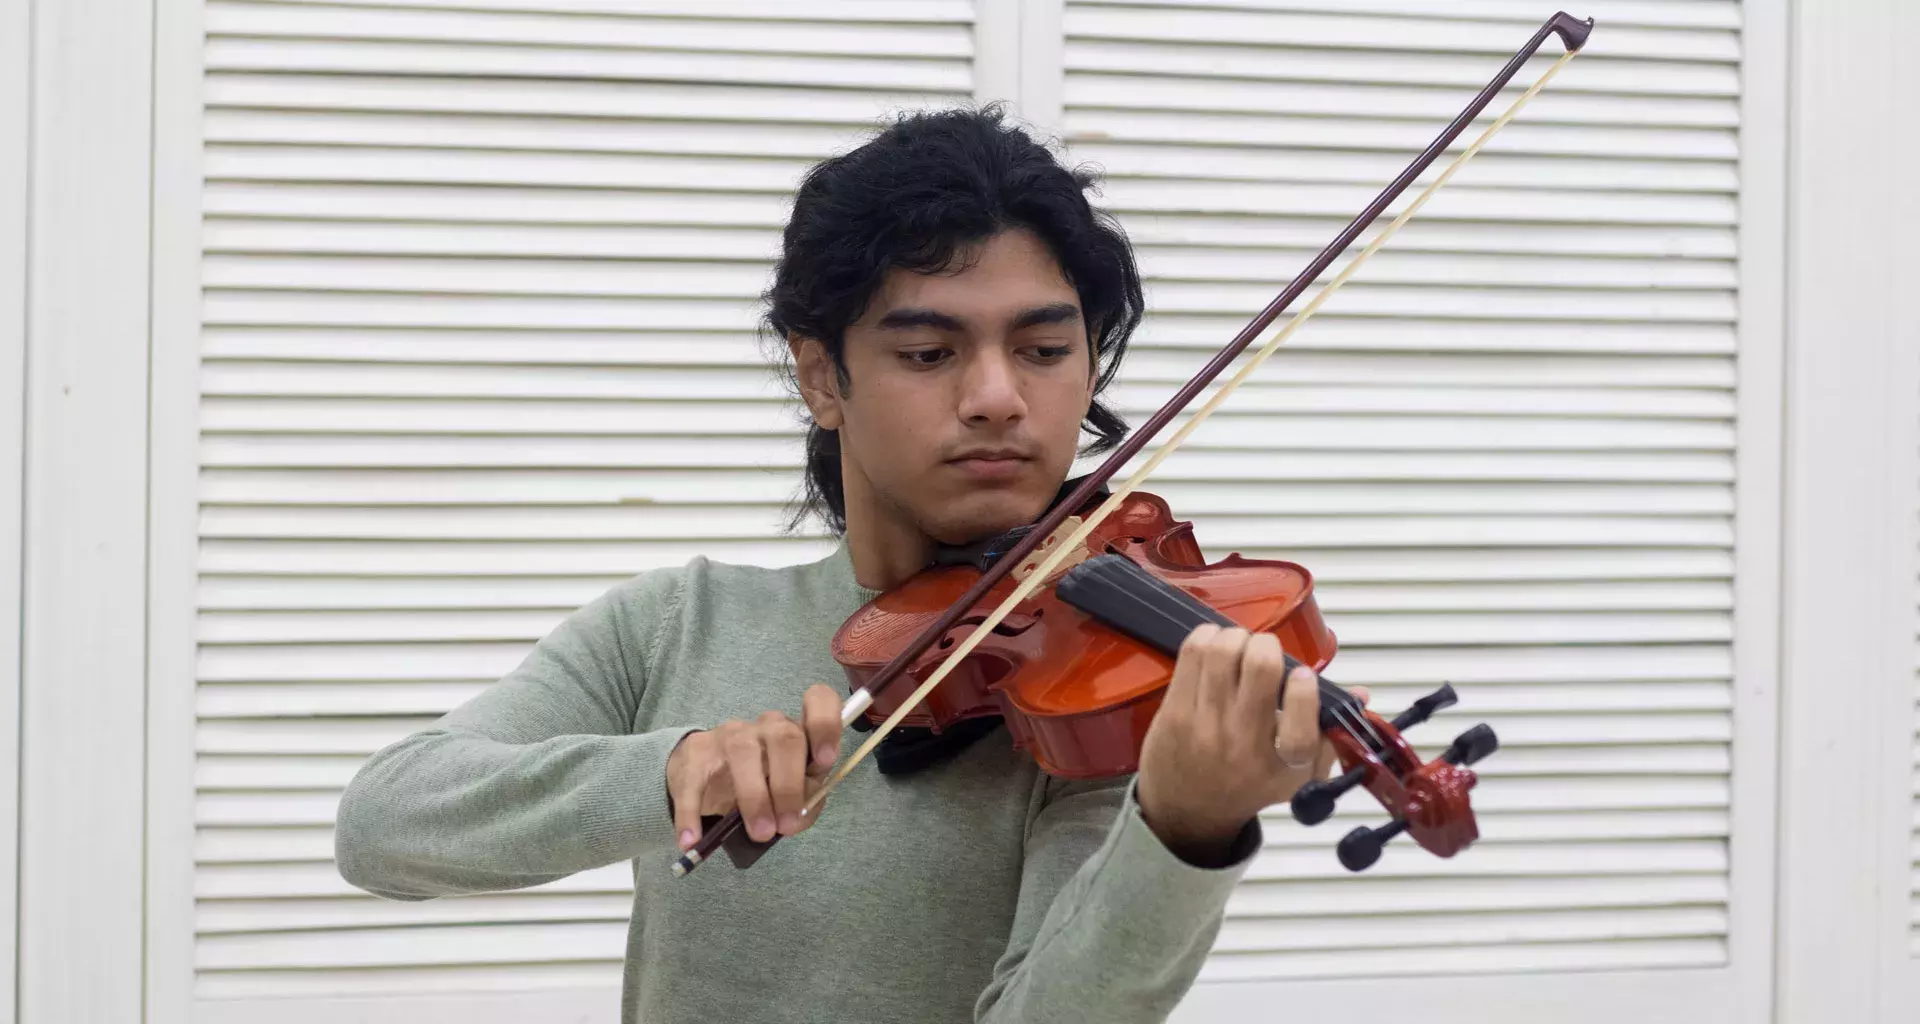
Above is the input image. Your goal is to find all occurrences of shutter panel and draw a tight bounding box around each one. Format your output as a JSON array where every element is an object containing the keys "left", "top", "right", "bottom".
[
  {"left": 195, "top": 0, "right": 973, "bottom": 1000},
  {"left": 1060, "top": 0, "right": 1742, "bottom": 981}
]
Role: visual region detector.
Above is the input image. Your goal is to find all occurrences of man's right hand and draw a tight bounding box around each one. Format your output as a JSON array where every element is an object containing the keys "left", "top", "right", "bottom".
[{"left": 666, "top": 683, "right": 843, "bottom": 849}]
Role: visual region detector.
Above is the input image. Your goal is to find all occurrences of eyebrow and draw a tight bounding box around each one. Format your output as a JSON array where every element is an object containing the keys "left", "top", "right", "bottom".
[{"left": 874, "top": 302, "right": 1083, "bottom": 334}]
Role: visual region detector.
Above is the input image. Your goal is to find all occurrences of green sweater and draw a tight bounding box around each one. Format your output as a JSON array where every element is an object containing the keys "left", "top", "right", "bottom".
[{"left": 336, "top": 544, "right": 1260, "bottom": 1023}]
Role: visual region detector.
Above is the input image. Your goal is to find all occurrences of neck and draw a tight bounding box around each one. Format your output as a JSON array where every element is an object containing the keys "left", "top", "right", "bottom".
[{"left": 839, "top": 456, "right": 934, "bottom": 592}]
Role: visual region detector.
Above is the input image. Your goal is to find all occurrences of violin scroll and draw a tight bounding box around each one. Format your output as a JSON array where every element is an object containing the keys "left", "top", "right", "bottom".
[{"left": 1290, "top": 685, "right": 1499, "bottom": 872}]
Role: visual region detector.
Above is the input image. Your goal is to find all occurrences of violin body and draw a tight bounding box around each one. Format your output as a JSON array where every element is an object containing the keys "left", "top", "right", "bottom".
[{"left": 833, "top": 491, "right": 1335, "bottom": 778}]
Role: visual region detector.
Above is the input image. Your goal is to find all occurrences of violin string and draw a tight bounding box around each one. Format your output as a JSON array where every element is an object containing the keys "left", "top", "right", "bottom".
[
  {"left": 1077, "top": 558, "right": 1383, "bottom": 753},
  {"left": 801, "top": 46, "right": 1580, "bottom": 819}
]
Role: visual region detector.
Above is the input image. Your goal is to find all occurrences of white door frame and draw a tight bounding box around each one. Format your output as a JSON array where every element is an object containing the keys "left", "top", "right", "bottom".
[
  {"left": 1772, "top": 1, "right": 1920, "bottom": 1021},
  {"left": 147, "top": 0, "right": 208, "bottom": 1018},
  {"left": 17, "top": 0, "right": 156, "bottom": 1021},
  {"left": 0, "top": 0, "right": 31, "bottom": 1017}
]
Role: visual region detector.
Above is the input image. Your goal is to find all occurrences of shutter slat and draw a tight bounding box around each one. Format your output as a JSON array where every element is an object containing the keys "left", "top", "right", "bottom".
[
  {"left": 1064, "top": 38, "right": 1739, "bottom": 97},
  {"left": 208, "top": 74, "right": 969, "bottom": 123},
  {"left": 208, "top": 3, "right": 974, "bottom": 58},
  {"left": 216, "top": 0, "right": 974, "bottom": 22},
  {"left": 1065, "top": 7, "right": 1739, "bottom": 61},
  {"left": 1197, "top": 937, "right": 1726, "bottom": 981},
  {"left": 197, "top": 891, "right": 634, "bottom": 933},
  {"left": 1071, "top": 108, "right": 1736, "bottom": 160},
  {"left": 204, "top": 110, "right": 861, "bottom": 159},
  {"left": 1065, "top": 72, "right": 1737, "bottom": 127},
  {"left": 1078, "top": 1, "right": 1740, "bottom": 32},
  {"left": 1214, "top": 905, "right": 1728, "bottom": 953},
  {"left": 208, "top": 39, "right": 970, "bottom": 91}
]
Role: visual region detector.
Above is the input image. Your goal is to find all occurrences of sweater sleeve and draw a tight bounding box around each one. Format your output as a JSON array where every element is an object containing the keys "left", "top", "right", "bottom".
[
  {"left": 973, "top": 774, "right": 1259, "bottom": 1023},
  {"left": 334, "top": 570, "right": 698, "bottom": 901}
]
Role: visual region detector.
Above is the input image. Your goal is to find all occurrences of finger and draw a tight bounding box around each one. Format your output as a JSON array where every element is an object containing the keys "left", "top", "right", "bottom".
[
  {"left": 669, "top": 736, "right": 710, "bottom": 851},
  {"left": 1276, "top": 663, "right": 1321, "bottom": 768},
  {"left": 723, "top": 729, "right": 776, "bottom": 842},
  {"left": 1166, "top": 622, "right": 1220, "bottom": 716},
  {"left": 1269, "top": 735, "right": 1340, "bottom": 807},
  {"left": 760, "top": 712, "right": 808, "bottom": 836},
  {"left": 1235, "top": 633, "right": 1288, "bottom": 741},
  {"left": 1352, "top": 685, "right": 1371, "bottom": 707},
  {"left": 1311, "top": 736, "right": 1337, "bottom": 781},
  {"left": 801, "top": 683, "right": 843, "bottom": 774},
  {"left": 1199, "top": 625, "right": 1251, "bottom": 712}
]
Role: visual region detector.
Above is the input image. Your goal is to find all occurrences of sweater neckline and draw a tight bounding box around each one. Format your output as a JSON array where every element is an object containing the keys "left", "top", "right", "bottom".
[{"left": 820, "top": 539, "right": 885, "bottom": 607}]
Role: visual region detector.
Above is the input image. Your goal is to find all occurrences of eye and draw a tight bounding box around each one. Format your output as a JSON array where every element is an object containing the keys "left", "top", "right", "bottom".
[
  {"left": 900, "top": 347, "right": 952, "bottom": 368},
  {"left": 1026, "top": 343, "right": 1076, "bottom": 364}
]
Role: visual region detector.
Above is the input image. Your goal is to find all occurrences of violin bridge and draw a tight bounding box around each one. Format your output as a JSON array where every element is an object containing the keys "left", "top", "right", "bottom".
[{"left": 1011, "top": 515, "right": 1090, "bottom": 585}]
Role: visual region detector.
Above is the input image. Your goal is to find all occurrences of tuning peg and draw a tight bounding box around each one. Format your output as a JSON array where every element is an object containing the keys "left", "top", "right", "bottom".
[
  {"left": 1389, "top": 682, "right": 1458, "bottom": 731},
  {"left": 1290, "top": 763, "right": 1367, "bottom": 826},
  {"left": 1441, "top": 723, "right": 1499, "bottom": 766},
  {"left": 1337, "top": 818, "right": 1407, "bottom": 872}
]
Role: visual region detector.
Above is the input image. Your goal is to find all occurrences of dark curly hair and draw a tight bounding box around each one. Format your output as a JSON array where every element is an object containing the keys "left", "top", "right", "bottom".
[{"left": 764, "top": 104, "right": 1144, "bottom": 534}]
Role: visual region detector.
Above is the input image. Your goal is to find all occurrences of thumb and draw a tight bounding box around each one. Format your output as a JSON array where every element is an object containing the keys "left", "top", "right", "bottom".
[{"left": 670, "top": 751, "right": 711, "bottom": 852}]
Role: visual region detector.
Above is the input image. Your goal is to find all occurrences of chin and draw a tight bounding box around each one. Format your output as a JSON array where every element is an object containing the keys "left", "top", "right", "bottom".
[{"left": 919, "top": 486, "right": 1052, "bottom": 546}]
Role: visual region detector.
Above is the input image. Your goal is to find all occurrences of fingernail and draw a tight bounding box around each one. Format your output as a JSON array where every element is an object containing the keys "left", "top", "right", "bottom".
[
  {"left": 678, "top": 829, "right": 695, "bottom": 849},
  {"left": 752, "top": 817, "right": 774, "bottom": 840},
  {"left": 778, "top": 812, "right": 800, "bottom": 834},
  {"left": 815, "top": 745, "right": 835, "bottom": 765}
]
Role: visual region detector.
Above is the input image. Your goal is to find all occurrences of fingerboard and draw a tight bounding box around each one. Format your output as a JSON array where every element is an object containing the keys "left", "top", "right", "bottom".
[{"left": 1054, "top": 554, "right": 1367, "bottom": 731}]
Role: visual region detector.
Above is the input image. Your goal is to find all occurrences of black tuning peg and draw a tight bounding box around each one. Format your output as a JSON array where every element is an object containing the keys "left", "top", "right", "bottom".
[
  {"left": 1441, "top": 723, "right": 1499, "bottom": 766},
  {"left": 1337, "top": 819, "right": 1407, "bottom": 872},
  {"left": 1389, "top": 682, "right": 1458, "bottom": 731},
  {"left": 1290, "top": 763, "right": 1367, "bottom": 826}
]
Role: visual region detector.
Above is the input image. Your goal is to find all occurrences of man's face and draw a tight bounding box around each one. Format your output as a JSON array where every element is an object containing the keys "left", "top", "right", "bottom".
[{"left": 795, "top": 228, "right": 1096, "bottom": 545}]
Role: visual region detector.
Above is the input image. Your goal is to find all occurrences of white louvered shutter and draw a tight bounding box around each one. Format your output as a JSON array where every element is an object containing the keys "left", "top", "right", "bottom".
[
  {"left": 1913, "top": 442, "right": 1919, "bottom": 959},
  {"left": 193, "top": 0, "right": 1757, "bottom": 1012},
  {"left": 194, "top": 0, "right": 973, "bottom": 1002},
  {"left": 1061, "top": 0, "right": 1742, "bottom": 982}
]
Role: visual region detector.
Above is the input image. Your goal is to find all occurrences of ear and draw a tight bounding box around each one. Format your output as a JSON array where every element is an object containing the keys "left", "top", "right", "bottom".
[{"left": 790, "top": 335, "right": 846, "bottom": 431}]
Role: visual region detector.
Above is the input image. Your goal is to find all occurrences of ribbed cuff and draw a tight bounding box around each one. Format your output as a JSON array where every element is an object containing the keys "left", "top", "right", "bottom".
[
  {"left": 576, "top": 726, "right": 701, "bottom": 864},
  {"left": 1113, "top": 778, "right": 1262, "bottom": 885}
]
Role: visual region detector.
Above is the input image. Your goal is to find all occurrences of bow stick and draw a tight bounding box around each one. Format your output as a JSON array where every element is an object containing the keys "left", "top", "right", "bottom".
[{"left": 674, "top": 11, "right": 1593, "bottom": 877}]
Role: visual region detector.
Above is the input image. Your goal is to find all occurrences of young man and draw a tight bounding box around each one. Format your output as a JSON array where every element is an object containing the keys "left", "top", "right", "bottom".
[{"left": 337, "top": 106, "right": 1347, "bottom": 1023}]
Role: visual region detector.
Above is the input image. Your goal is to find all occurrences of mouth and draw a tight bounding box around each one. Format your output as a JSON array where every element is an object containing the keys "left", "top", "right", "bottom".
[{"left": 946, "top": 449, "right": 1033, "bottom": 481}]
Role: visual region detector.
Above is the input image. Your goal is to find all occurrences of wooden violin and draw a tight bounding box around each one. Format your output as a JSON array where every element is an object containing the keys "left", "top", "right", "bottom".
[
  {"left": 672, "top": 11, "right": 1593, "bottom": 878},
  {"left": 835, "top": 488, "right": 1496, "bottom": 870}
]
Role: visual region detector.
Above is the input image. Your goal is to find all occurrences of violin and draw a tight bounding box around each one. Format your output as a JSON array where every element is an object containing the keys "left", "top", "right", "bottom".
[
  {"left": 672, "top": 11, "right": 1594, "bottom": 879},
  {"left": 836, "top": 488, "right": 1498, "bottom": 871}
]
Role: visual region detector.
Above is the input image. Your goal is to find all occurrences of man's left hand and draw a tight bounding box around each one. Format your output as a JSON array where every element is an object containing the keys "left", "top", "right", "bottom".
[{"left": 1134, "top": 623, "right": 1367, "bottom": 865}]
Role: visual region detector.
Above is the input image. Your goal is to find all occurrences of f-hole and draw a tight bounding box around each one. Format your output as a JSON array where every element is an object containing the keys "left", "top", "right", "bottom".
[{"left": 944, "top": 608, "right": 1043, "bottom": 648}]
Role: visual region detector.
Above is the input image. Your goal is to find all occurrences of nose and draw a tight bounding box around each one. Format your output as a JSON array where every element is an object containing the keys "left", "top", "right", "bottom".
[{"left": 956, "top": 347, "right": 1028, "bottom": 426}]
